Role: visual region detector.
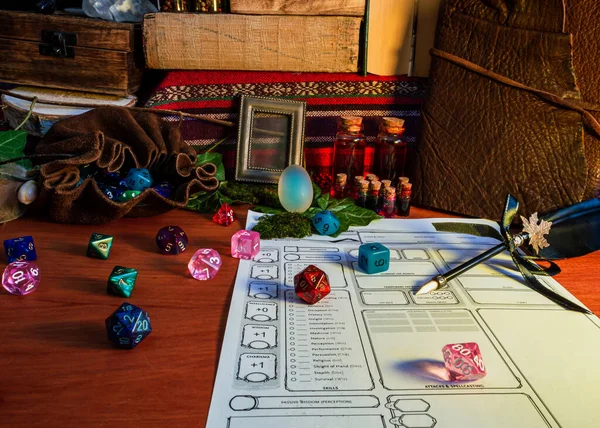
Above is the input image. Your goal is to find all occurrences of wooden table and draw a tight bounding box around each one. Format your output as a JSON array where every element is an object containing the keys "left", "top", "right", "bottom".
[{"left": 1, "top": 207, "right": 598, "bottom": 427}]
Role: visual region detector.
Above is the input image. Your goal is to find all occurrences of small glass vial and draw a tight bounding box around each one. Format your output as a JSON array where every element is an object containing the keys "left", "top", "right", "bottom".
[
  {"left": 397, "top": 182, "right": 412, "bottom": 217},
  {"left": 366, "top": 180, "right": 382, "bottom": 211},
  {"left": 355, "top": 179, "right": 369, "bottom": 208},
  {"left": 382, "top": 186, "right": 396, "bottom": 218},
  {"left": 193, "top": 0, "right": 223, "bottom": 12},
  {"left": 332, "top": 116, "right": 366, "bottom": 196},
  {"left": 161, "top": 0, "right": 188, "bottom": 11},
  {"left": 333, "top": 173, "right": 347, "bottom": 199},
  {"left": 350, "top": 175, "right": 363, "bottom": 199},
  {"left": 377, "top": 179, "right": 391, "bottom": 212},
  {"left": 366, "top": 173, "right": 379, "bottom": 183},
  {"left": 373, "top": 117, "right": 408, "bottom": 185}
]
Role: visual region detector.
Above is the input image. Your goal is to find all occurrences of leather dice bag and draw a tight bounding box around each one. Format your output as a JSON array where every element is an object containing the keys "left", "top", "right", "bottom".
[
  {"left": 34, "top": 106, "right": 219, "bottom": 224},
  {"left": 411, "top": 0, "right": 600, "bottom": 220}
]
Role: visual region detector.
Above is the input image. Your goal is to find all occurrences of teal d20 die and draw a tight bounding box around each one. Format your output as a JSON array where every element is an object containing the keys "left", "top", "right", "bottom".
[
  {"left": 86, "top": 233, "right": 114, "bottom": 260},
  {"left": 358, "top": 242, "right": 390, "bottom": 274},
  {"left": 107, "top": 266, "right": 138, "bottom": 298}
]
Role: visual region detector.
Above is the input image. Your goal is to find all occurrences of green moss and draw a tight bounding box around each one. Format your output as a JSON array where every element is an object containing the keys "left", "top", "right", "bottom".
[
  {"left": 220, "top": 181, "right": 282, "bottom": 209},
  {"left": 252, "top": 212, "right": 312, "bottom": 240}
]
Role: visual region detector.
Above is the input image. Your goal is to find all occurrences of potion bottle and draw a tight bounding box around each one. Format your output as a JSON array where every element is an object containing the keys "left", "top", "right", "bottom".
[
  {"left": 373, "top": 117, "right": 407, "bottom": 185},
  {"left": 397, "top": 182, "right": 412, "bottom": 217},
  {"left": 355, "top": 179, "right": 369, "bottom": 208},
  {"left": 331, "top": 116, "right": 366, "bottom": 197},
  {"left": 365, "top": 180, "right": 382, "bottom": 211},
  {"left": 333, "top": 173, "right": 347, "bottom": 199},
  {"left": 382, "top": 186, "right": 396, "bottom": 218}
]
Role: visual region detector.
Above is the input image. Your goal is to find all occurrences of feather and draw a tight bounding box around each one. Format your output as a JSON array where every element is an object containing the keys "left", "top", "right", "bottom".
[{"left": 530, "top": 198, "right": 600, "bottom": 259}]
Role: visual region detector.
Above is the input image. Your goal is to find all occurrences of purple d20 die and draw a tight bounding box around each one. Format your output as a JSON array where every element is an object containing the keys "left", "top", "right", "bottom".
[
  {"left": 188, "top": 248, "right": 222, "bottom": 280},
  {"left": 442, "top": 342, "right": 487, "bottom": 381},
  {"left": 231, "top": 230, "right": 260, "bottom": 260},
  {"left": 2, "top": 261, "right": 41, "bottom": 296},
  {"left": 156, "top": 226, "right": 188, "bottom": 255}
]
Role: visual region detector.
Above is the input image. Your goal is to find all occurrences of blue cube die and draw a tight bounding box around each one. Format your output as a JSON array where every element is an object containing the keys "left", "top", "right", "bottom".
[
  {"left": 105, "top": 302, "right": 152, "bottom": 349},
  {"left": 358, "top": 242, "right": 390, "bottom": 274},
  {"left": 4, "top": 236, "right": 37, "bottom": 263},
  {"left": 312, "top": 210, "right": 341, "bottom": 236}
]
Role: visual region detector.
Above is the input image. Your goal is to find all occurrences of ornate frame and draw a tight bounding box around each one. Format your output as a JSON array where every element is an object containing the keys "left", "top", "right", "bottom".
[{"left": 235, "top": 95, "right": 306, "bottom": 184}]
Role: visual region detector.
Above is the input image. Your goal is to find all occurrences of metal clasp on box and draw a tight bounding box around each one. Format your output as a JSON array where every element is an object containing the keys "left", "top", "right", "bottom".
[{"left": 39, "top": 30, "right": 77, "bottom": 58}]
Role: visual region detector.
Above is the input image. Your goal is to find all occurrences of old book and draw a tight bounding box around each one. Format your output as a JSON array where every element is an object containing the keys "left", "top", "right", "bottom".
[
  {"left": 229, "top": 0, "right": 366, "bottom": 16},
  {"left": 367, "top": 0, "right": 441, "bottom": 77},
  {"left": 143, "top": 13, "right": 362, "bottom": 72}
]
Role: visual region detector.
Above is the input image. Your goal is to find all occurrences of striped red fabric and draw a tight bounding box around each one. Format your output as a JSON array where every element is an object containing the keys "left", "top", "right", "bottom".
[{"left": 145, "top": 71, "right": 425, "bottom": 180}]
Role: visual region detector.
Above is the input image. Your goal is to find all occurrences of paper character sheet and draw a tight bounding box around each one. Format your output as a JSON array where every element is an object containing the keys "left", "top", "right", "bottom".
[{"left": 206, "top": 215, "right": 600, "bottom": 428}]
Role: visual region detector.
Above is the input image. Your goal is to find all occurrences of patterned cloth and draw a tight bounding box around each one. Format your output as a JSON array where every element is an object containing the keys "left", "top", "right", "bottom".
[{"left": 145, "top": 71, "right": 425, "bottom": 180}]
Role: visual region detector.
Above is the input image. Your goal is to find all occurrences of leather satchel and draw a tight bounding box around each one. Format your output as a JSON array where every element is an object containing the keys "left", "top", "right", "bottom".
[
  {"left": 411, "top": 0, "right": 600, "bottom": 220},
  {"left": 35, "top": 107, "right": 219, "bottom": 224}
]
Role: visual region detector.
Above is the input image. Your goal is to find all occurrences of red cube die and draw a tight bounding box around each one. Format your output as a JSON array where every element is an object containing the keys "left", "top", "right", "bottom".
[
  {"left": 293, "top": 265, "right": 331, "bottom": 305},
  {"left": 442, "top": 342, "right": 486, "bottom": 381}
]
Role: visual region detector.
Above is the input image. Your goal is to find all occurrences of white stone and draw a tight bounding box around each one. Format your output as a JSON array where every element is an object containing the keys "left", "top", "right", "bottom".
[{"left": 18, "top": 180, "right": 38, "bottom": 205}]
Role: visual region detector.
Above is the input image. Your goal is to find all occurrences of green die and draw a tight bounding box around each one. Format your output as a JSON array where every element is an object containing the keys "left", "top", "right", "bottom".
[
  {"left": 86, "top": 233, "right": 114, "bottom": 260},
  {"left": 107, "top": 266, "right": 138, "bottom": 298}
]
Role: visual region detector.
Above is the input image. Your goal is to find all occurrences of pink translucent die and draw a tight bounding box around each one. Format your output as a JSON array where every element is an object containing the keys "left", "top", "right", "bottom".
[
  {"left": 231, "top": 230, "right": 260, "bottom": 260},
  {"left": 188, "top": 248, "right": 222, "bottom": 280},
  {"left": 2, "top": 261, "right": 40, "bottom": 296},
  {"left": 442, "top": 342, "right": 486, "bottom": 381}
]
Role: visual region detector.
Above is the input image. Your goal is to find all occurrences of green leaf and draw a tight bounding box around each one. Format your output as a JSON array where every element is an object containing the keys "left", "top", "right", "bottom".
[
  {"left": 317, "top": 193, "right": 330, "bottom": 211},
  {"left": 326, "top": 197, "right": 355, "bottom": 212},
  {"left": 336, "top": 205, "right": 382, "bottom": 227},
  {"left": 312, "top": 182, "right": 322, "bottom": 203},
  {"left": 196, "top": 152, "right": 225, "bottom": 182},
  {"left": 0, "top": 130, "right": 30, "bottom": 169},
  {"left": 186, "top": 189, "right": 233, "bottom": 213}
]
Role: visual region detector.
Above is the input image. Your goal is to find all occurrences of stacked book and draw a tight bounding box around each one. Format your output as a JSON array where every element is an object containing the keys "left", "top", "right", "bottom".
[{"left": 143, "top": 0, "right": 441, "bottom": 76}]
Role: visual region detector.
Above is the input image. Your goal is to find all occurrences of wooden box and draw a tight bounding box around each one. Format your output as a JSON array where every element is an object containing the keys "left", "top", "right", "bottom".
[{"left": 0, "top": 11, "right": 142, "bottom": 96}]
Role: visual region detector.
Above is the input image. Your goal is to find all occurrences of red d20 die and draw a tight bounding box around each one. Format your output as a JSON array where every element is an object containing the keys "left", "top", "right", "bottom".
[
  {"left": 293, "top": 265, "right": 331, "bottom": 305},
  {"left": 442, "top": 342, "right": 486, "bottom": 381}
]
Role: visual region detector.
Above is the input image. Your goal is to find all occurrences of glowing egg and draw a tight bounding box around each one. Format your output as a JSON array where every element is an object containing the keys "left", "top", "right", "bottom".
[{"left": 278, "top": 165, "right": 313, "bottom": 213}]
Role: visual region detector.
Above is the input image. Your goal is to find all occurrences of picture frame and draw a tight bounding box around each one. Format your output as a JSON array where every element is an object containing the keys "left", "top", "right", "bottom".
[{"left": 235, "top": 95, "right": 306, "bottom": 184}]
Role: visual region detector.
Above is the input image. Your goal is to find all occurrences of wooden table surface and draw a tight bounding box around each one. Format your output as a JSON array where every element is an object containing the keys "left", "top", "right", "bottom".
[{"left": 0, "top": 206, "right": 598, "bottom": 427}]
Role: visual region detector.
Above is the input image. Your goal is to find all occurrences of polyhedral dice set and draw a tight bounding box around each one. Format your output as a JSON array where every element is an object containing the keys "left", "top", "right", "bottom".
[
  {"left": 358, "top": 242, "right": 390, "bottom": 274},
  {"left": 156, "top": 226, "right": 189, "bottom": 254},
  {"left": 294, "top": 264, "right": 331, "bottom": 305},
  {"left": 4, "top": 236, "right": 36, "bottom": 263},
  {"left": 74, "top": 164, "right": 175, "bottom": 203},
  {"left": 86, "top": 233, "right": 114, "bottom": 260}
]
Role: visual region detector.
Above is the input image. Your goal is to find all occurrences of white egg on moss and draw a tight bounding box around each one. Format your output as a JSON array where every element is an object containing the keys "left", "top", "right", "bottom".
[
  {"left": 278, "top": 165, "right": 313, "bottom": 213},
  {"left": 18, "top": 180, "right": 38, "bottom": 205}
]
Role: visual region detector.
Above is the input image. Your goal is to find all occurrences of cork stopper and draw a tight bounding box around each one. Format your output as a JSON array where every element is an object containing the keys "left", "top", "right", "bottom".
[
  {"left": 369, "top": 180, "right": 382, "bottom": 192},
  {"left": 336, "top": 173, "right": 347, "bottom": 186},
  {"left": 366, "top": 174, "right": 379, "bottom": 182},
  {"left": 400, "top": 182, "right": 412, "bottom": 197},
  {"left": 354, "top": 175, "right": 364, "bottom": 186},
  {"left": 339, "top": 116, "right": 363, "bottom": 133},
  {"left": 359, "top": 180, "right": 369, "bottom": 192},
  {"left": 381, "top": 179, "right": 392, "bottom": 189},
  {"left": 384, "top": 186, "right": 396, "bottom": 198},
  {"left": 397, "top": 177, "right": 409, "bottom": 189},
  {"left": 380, "top": 117, "right": 406, "bottom": 134}
]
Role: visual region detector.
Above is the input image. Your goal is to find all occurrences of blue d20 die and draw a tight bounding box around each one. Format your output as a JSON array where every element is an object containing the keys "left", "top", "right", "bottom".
[
  {"left": 358, "top": 242, "right": 390, "bottom": 274},
  {"left": 4, "top": 236, "right": 37, "bottom": 263},
  {"left": 124, "top": 168, "right": 153, "bottom": 191},
  {"left": 312, "top": 210, "right": 341, "bottom": 236},
  {"left": 105, "top": 302, "right": 152, "bottom": 349}
]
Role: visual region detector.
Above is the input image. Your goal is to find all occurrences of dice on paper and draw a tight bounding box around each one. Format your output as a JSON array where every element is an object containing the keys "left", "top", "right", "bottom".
[
  {"left": 231, "top": 230, "right": 260, "bottom": 260},
  {"left": 358, "top": 242, "right": 390, "bottom": 274},
  {"left": 442, "top": 342, "right": 487, "bottom": 381},
  {"left": 293, "top": 264, "right": 331, "bottom": 305}
]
